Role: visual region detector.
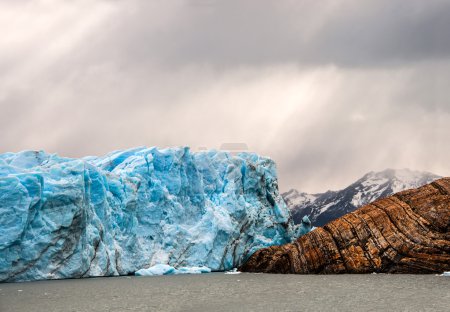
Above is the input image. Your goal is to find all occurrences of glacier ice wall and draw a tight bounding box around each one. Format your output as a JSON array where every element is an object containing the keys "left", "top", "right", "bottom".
[
  {"left": 294, "top": 215, "right": 312, "bottom": 237},
  {"left": 0, "top": 147, "right": 294, "bottom": 282}
]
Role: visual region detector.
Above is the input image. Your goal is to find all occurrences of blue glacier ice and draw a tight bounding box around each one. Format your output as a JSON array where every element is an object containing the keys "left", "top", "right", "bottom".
[
  {"left": 135, "top": 264, "right": 211, "bottom": 276},
  {"left": 0, "top": 147, "right": 302, "bottom": 282},
  {"left": 135, "top": 264, "right": 176, "bottom": 276},
  {"left": 294, "top": 215, "right": 312, "bottom": 237}
]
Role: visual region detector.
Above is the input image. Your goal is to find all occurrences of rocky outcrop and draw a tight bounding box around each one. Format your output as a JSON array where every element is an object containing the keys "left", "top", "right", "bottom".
[{"left": 241, "top": 178, "right": 450, "bottom": 274}]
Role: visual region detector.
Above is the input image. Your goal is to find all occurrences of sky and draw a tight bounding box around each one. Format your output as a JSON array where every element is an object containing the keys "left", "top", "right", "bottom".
[{"left": 1, "top": 0, "right": 449, "bottom": 193}]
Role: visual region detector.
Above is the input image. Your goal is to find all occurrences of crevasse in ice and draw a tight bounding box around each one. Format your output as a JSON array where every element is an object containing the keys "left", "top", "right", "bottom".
[{"left": 0, "top": 147, "right": 300, "bottom": 282}]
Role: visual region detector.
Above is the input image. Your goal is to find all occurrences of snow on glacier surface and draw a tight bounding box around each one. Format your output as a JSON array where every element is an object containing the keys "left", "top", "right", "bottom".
[{"left": 0, "top": 147, "right": 295, "bottom": 282}]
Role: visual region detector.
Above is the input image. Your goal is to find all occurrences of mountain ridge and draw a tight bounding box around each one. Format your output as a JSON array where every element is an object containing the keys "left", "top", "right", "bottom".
[{"left": 283, "top": 168, "right": 441, "bottom": 226}]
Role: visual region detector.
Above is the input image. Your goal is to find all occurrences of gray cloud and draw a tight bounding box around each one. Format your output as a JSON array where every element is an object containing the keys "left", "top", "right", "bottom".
[
  {"left": 0, "top": 0, "right": 449, "bottom": 192},
  {"left": 81, "top": 0, "right": 450, "bottom": 68}
]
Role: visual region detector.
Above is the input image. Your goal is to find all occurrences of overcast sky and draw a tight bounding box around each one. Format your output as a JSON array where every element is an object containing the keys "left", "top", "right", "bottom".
[{"left": 1, "top": 0, "right": 449, "bottom": 192}]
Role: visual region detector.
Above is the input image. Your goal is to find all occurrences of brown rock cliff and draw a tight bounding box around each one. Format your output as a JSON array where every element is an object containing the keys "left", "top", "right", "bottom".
[{"left": 241, "top": 178, "right": 450, "bottom": 274}]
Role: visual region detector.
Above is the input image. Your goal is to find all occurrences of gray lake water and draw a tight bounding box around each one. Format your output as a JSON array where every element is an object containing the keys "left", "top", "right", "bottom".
[{"left": 1, "top": 273, "right": 449, "bottom": 312}]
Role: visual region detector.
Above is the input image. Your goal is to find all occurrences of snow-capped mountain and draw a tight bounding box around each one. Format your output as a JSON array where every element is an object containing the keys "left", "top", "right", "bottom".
[{"left": 283, "top": 169, "right": 441, "bottom": 227}]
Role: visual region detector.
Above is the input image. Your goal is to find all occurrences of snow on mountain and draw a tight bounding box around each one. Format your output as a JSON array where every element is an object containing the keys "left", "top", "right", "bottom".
[
  {"left": 282, "top": 189, "right": 318, "bottom": 208},
  {"left": 0, "top": 147, "right": 296, "bottom": 282},
  {"left": 283, "top": 169, "right": 441, "bottom": 227}
]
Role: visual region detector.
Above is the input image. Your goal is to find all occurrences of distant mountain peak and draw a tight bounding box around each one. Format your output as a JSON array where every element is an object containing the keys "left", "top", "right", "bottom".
[{"left": 283, "top": 169, "right": 441, "bottom": 226}]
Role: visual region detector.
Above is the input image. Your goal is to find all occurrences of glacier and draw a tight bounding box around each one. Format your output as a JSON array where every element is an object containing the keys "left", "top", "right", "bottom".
[
  {"left": 0, "top": 147, "right": 297, "bottom": 282},
  {"left": 294, "top": 215, "right": 312, "bottom": 237}
]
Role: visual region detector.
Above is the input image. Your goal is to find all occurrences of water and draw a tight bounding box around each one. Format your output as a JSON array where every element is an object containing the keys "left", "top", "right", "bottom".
[{"left": 1, "top": 273, "right": 449, "bottom": 311}]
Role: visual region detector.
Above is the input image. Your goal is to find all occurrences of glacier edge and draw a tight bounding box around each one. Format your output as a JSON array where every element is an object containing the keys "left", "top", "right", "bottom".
[{"left": 0, "top": 147, "right": 296, "bottom": 282}]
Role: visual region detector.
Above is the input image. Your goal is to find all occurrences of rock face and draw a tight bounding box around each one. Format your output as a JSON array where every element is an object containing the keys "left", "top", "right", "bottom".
[
  {"left": 0, "top": 147, "right": 294, "bottom": 282},
  {"left": 241, "top": 178, "right": 450, "bottom": 274},
  {"left": 283, "top": 169, "right": 440, "bottom": 227}
]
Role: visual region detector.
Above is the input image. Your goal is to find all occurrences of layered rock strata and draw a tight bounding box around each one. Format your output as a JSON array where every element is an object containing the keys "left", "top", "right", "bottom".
[{"left": 241, "top": 178, "right": 450, "bottom": 274}]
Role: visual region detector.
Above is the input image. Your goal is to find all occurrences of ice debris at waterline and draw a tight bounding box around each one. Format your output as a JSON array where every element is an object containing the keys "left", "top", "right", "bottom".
[
  {"left": 135, "top": 264, "right": 211, "bottom": 276},
  {"left": 224, "top": 268, "right": 241, "bottom": 275},
  {"left": 0, "top": 147, "right": 300, "bottom": 282}
]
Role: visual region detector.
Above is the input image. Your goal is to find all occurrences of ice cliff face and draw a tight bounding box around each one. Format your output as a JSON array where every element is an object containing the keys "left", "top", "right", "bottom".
[
  {"left": 284, "top": 169, "right": 441, "bottom": 227},
  {"left": 0, "top": 147, "right": 294, "bottom": 282}
]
